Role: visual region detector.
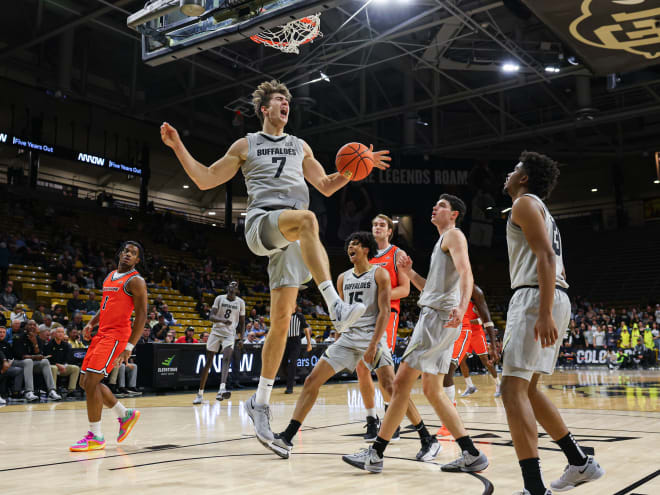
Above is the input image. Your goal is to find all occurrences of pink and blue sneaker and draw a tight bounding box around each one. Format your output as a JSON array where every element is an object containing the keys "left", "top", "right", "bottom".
[
  {"left": 117, "top": 409, "right": 141, "bottom": 443},
  {"left": 70, "top": 432, "right": 106, "bottom": 452}
]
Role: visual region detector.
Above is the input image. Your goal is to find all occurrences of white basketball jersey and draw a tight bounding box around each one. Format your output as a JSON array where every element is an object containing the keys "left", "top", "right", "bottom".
[
  {"left": 417, "top": 230, "right": 461, "bottom": 313},
  {"left": 211, "top": 295, "right": 245, "bottom": 335},
  {"left": 507, "top": 194, "right": 568, "bottom": 289},
  {"left": 243, "top": 132, "right": 309, "bottom": 211},
  {"left": 339, "top": 265, "right": 385, "bottom": 348}
]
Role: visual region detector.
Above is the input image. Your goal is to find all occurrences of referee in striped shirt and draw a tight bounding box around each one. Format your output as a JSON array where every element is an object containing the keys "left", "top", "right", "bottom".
[{"left": 279, "top": 306, "right": 312, "bottom": 394}]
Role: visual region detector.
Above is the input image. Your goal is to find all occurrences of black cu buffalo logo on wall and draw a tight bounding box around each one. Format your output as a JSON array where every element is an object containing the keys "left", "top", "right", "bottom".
[{"left": 523, "top": 0, "right": 660, "bottom": 74}]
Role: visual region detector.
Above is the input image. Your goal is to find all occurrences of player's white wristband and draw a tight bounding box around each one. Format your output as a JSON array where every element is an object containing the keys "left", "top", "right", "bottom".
[
  {"left": 125, "top": 342, "right": 135, "bottom": 352},
  {"left": 476, "top": 318, "right": 483, "bottom": 325},
  {"left": 484, "top": 321, "right": 494, "bottom": 329}
]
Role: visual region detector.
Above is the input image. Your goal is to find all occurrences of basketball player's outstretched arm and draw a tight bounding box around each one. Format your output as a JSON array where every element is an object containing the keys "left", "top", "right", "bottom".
[
  {"left": 444, "top": 229, "right": 473, "bottom": 328},
  {"left": 391, "top": 249, "right": 411, "bottom": 301},
  {"left": 160, "top": 122, "right": 244, "bottom": 191},
  {"left": 301, "top": 141, "right": 390, "bottom": 197},
  {"left": 396, "top": 253, "right": 425, "bottom": 292},
  {"left": 116, "top": 276, "right": 148, "bottom": 365},
  {"left": 364, "top": 267, "right": 392, "bottom": 364},
  {"left": 511, "top": 196, "right": 558, "bottom": 347}
]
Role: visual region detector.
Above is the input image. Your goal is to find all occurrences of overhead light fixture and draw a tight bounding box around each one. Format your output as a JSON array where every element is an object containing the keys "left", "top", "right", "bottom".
[
  {"left": 591, "top": 188, "right": 598, "bottom": 192},
  {"left": 545, "top": 66, "right": 560, "bottom": 73},
  {"left": 208, "top": 211, "right": 216, "bottom": 215},
  {"left": 486, "top": 206, "right": 493, "bottom": 210},
  {"left": 212, "top": 223, "right": 217, "bottom": 227},
  {"left": 240, "top": 212, "right": 247, "bottom": 216},
  {"left": 180, "top": 0, "right": 205, "bottom": 17},
  {"left": 393, "top": 220, "right": 399, "bottom": 224},
  {"left": 501, "top": 207, "right": 512, "bottom": 213},
  {"left": 501, "top": 62, "right": 520, "bottom": 73},
  {"left": 310, "top": 71, "right": 331, "bottom": 84},
  {"left": 183, "top": 184, "right": 190, "bottom": 189},
  {"left": 654, "top": 180, "right": 659, "bottom": 184}
]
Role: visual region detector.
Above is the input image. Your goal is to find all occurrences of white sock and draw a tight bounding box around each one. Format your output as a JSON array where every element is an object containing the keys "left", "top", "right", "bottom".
[
  {"left": 89, "top": 421, "right": 102, "bottom": 438},
  {"left": 255, "top": 376, "right": 274, "bottom": 405},
  {"left": 219, "top": 383, "right": 226, "bottom": 392},
  {"left": 112, "top": 401, "right": 128, "bottom": 419},
  {"left": 319, "top": 280, "right": 340, "bottom": 309},
  {"left": 444, "top": 385, "right": 455, "bottom": 403},
  {"left": 465, "top": 377, "right": 474, "bottom": 388},
  {"left": 494, "top": 375, "right": 500, "bottom": 385},
  {"left": 366, "top": 408, "right": 376, "bottom": 418},
  {"left": 198, "top": 389, "right": 204, "bottom": 396}
]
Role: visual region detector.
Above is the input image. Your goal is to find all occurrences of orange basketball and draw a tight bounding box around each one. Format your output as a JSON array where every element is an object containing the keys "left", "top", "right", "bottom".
[{"left": 335, "top": 142, "right": 374, "bottom": 181}]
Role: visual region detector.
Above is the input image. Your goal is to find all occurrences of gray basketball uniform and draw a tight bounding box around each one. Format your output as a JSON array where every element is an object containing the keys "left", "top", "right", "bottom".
[
  {"left": 402, "top": 230, "right": 463, "bottom": 375},
  {"left": 207, "top": 295, "right": 245, "bottom": 353},
  {"left": 502, "top": 194, "right": 571, "bottom": 380},
  {"left": 322, "top": 266, "right": 393, "bottom": 373},
  {"left": 242, "top": 132, "right": 311, "bottom": 289}
]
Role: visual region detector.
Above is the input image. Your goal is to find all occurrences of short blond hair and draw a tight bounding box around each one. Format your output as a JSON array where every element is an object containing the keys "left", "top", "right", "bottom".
[
  {"left": 372, "top": 214, "right": 395, "bottom": 241},
  {"left": 252, "top": 80, "right": 292, "bottom": 124}
]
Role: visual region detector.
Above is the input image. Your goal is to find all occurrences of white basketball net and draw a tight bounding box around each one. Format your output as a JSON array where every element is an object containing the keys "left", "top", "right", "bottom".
[{"left": 250, "top": 13, "right": 322, "bottom": 54}]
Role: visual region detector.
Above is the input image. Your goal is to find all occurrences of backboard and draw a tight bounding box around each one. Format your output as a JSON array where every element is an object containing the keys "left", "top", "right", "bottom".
[{"left": 127, "top": 0, "right": 342, "bottom": 66}]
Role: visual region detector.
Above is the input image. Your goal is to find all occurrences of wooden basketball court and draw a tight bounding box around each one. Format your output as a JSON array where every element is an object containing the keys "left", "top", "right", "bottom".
[{"left": 1, "top": 370, "right": 658, "bottom": 494}]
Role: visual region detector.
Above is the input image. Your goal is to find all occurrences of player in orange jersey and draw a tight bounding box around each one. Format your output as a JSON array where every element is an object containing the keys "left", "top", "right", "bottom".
[
  {"left": 70, "top": 241, "right": 148, "bottom": 452},
  {"left": 353, "top": 215, "right": 438, "bottom": 459}
]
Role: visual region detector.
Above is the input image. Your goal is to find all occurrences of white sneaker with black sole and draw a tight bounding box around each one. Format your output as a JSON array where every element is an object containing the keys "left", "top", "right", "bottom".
[
  {"left": 216, "top": 391, "right": 231, "bottom": 401},
  {"left": 330, "top": 300, "right": 366, "bottom": 334},
  {"left": 441, "top": 450, "right": 489, "bottom": 472},
  {"left": 24, "top": 391, "right": 39, "bottom": 402},
  {"left": 192, "top": 394, "right": 203, "bottom": 405},
  {"left": 48, "top": 389, "right": 62, "bottom": 401},
  {"left": 0, "top": 396, "right": 6, "bottom": 406},
  {"left": 460, "top": 386, "right": 477, "bottom": 397},
  {"left": 342, "top": 446, "right": 383, "bottom": 473},
  {"left": 270, "top": 434, "right": 293, "bottom": 459},
  {"left": 244, "top": 393, "right": 277, "bottom": 450},
  {"left": 416, "top": 436, "right": 441, "bottom": 462},
  {"left": 550, "top": 456, "right": 604, "bottom": 492}
]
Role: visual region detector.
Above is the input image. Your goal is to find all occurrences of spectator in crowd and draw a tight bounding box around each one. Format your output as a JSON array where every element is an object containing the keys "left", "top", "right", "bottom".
[
  {"left": 85, "top": 292, "right": 100, "bottom": 314},
  {"left": 198, "top": 302, "right": 211, "bottom": 320},
  {"left": 146, "top": 311, "right": 158, "bottom": 329},
  {"left": 175, "top": 326, "right": 199, "bottom": 343},
  {"left": 322, "top": 325, "right": 333, "bottom": 340},
  {"left": 38, "top": 314, "right": 57, "bottom": 334},
  {"left": 111, "top": 361, "right": 141, "bottom": 397},
  {"left": 152, "top": 294, "right": 165, "bottom": 313},
  {"left": 619, "top": 324, "right": 631, "bottom": 348},
  {"left": 248, "top": 308, "right": 258, "bottom": 324},
  {"left": 10, "top": 306, "right": 28, "bottom": 324},
  {"left": 137, "top": 325, "right": 153, "bottom": 345},
  {"left": 200, "top": 331, "right": 209, "bottom": 343},
  {"left": 324, "top": 330, "right": 337, "bottom": 343},
  {"left": 32, "top": 303, "right": 48, "bottom": 325},
  {"left": 81, "top": 325, "right": 93, "bottom": 347},
  {"left": 11, "top": 320, "right": 61, "bottom": 401},
  {"left": 0, "top": 327, "right": 24, "bottom": 401},
  {"left": 164, "top": 331, "right": 175, "bottom": 343},
  {"left": 68, "top": 327, "right": 85, "bottom": 349},
  {"left": 68, "top": 312, "right": 85, "bottom": 332},
  {"left": 38, "top": 326, "right": 51, "bottom": 343},
  {"left": 8, "top": 318, "right": 22, "bottom": 344},
  {"left": 592, "top": 325, "right": 606, "bottom": 349},
  {"left": 655, "top": 304, "right": 660, "bottom": 325},
  {"left": 67, "top": 289, "right": 86, "bottom": 315},
  {"left": 45, "top": 327, "right": 80, "bottom": 397},
  {"left": 652, "top": 323, "right": 660, "bottom": 350},
  {"left": 631, "top": 324, "right": 642, "bottom": 349},
  {"left": 605, "top": 325, "right": 617, "bottom": 350},
  {"left": 51, "top": 273, "right": 68, "bottom": 293},
  {"left": 301, "top": 333, "right": 316, "bottom": 346},
  {"left": 605, "top": 349, "right": 618, "bottom": 370},
  {"left": 151, "top": 315, "right": 169, "bottom": 341},
  {"left": 254, "top": 301, "right": 267, "bottom": 316},
  {"left": 632, "top": 338, "right": 648, "bottom": 368},
  {"left": 160, "top": 304, "right": 176, "bottom": 326},
  {"left": 314, "top": 302, "right": 327, "bottom": 316},
  {"left": 0, "top": 283, "right": 20, "bottom": 311},
  {"left": 52, "top": 305, "right": 68, "bottom": 326},
  {"left": 643, "top": 325, "right": 655, "bottom": 350}
]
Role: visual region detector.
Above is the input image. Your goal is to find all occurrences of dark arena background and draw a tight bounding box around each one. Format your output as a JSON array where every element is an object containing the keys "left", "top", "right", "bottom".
[{"left": 0, "top": 1, "right": 658, "bottom": 494}]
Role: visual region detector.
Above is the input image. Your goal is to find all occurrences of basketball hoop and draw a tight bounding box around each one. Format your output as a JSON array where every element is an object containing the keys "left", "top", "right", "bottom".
[{"left": 250, "top": 13, "right": 322, "bottom": 54}]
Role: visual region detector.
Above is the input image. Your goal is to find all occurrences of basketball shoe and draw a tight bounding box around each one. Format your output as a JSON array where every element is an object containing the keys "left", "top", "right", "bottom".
[
  {"left": 441, "top": 450, "right": 489, "bottom": 472},
  {"left": 245, "top": 393, "right": 275, "bottom": 446},
  {"left": 330, "top": 300, "right": 366, "bottom": 334},
  {"left": 550, "top": 456, "right": 604, "bottom": 492},
  {"left": 216, "top": 391, "right": 231, "bottom": 401},
  {"left": 270, "top": 434, "right": 293, "bottom": 459},
  {"left": 342, "top": 446, "right": 383, "bottom": 473},
  {"left": 363, "top": 416, "right": 379, "bottom": 442},
  {"left": 193, "top": 393, "right": 203, "bottom": 404},
  {"left": 416, "top": 436, "right": 441, "bottom": 462},
  {"left": 70, "top": 432, "right": 105, "bottom": 452},
  {"left": 460, "top": 386, "right": 477, "bottom": 397},
  {"left": 117, "top": 409, "right": 140, "bottom": 443}
]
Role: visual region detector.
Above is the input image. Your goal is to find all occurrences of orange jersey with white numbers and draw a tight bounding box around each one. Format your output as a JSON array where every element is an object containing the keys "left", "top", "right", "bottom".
[
  {"left": 462, "top": 301, "right": 478, "bottom": 332},
  {"left": 369, "top": 245, "right": 401, "bottom": 312},
  {"left": 98, "top": 269, "right": 140, "bottom": 340}
]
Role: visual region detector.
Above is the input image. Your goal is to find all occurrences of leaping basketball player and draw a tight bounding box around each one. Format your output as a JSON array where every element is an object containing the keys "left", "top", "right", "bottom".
[
  {"left": 161, "top": 80, "right": 390, "bottom": 453},
  {"left": 70, "top": 241, "right": 147, "bottom": 452},
  {"left": 501, "top": 152, "right": 603, "bottom": 494},
  {"left": 343, "top": 195, "right": 487, "bottom": 474}
]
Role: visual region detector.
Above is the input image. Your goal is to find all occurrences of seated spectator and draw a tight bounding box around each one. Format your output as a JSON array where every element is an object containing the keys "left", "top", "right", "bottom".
[
  {"left": 81, "top": 271, "right": 95, "bottom": 290},
  {"left": 322, "top": 325, "right": 332, "bottom": 340},
  {"left": 12, "top": 320, "right": 61, "bottom": 401},
  {"left": 38, "top": 326, "right": 51, "bottom": 343},
  {"left": 324, "top": 330, "right": 337, "bottom": 343},
  {"left": 10, "top": 306, "right": 28, "bottom": 324},
  {"left": 45, "top": 327, "right": 80, "bottom": 397},
  {"left": 32, "top": 303, "right": 48, "bottom": 325},
  {"left": 254, "top": 301, "right": 267, "bottom": 316},
  {"left": 146, "top": 311, "right": 158, "bottom": 328},
  {"left": 251, "top": 320, "right": 267, "bottom": 338},
  {"left": 85, "top": 292, "right": 100, "bottom": 314},
  {"left": 652, "top": 323, "right": 660, "bottom": 350},
  {"left": 314, "top": 303, "right": 327, "bottom": 316},
  {"left": 175, "top": 326, "right": 199, "bottom": 343},
  {"left": 8, "top": 318, "right": 23, "bottom": 344},
  {"left": 200, "top": 331, "right": 209, "bottom": 344},
  {"left": 152, "top": 294, "right": 165, "bottom": 313},
  {"left": 258, "top": 316, "right": 269, "bottom": 332},
  {"left": 67, "top": 289, "right": 86, "bottom": 315},
  {"left": 198, "top": 303, "right": 211, "bottom": 320},
  {"left": 301, "top": 334, "right": 316, "bottom": 346},
  {"left": 164, "top": 330, "right": 176, "bottom": 343},
  {"left": 248, "top": 308, "right": 258, "bottom": 324},
  {"left": 0, "top": 327, "right": 24, "bottom": 402},
  {"left": 0, "top": 283, "right": 20, "bottom": 311},
  {"left": 160, "top": 304, "right": 176, "bottom": 326},
  {"left": 137, "top": 325, "right": 154, "bottom": 344},
  {"left": 51, "top": 273, "right": 69, "bottom": 293},
  {"left": 68, "top": 312, "right": 85, "bottom": 332},
  {"left": 52, "top": 305, "right": 68, "bottom": 326},
  {"left": 38, "top": 314, "right": 57, "bottom": 334},
  {"left": 151, "top": 315, "right": 169, "bottom": 341},
  {"left": 108, "top": 362, "right": 140, "bottom": 397},
  {"left": 605, "top": 349, "right": 618, "bottom": 370},
  {"left": 68, "top": 327, "right": 85, "bottom": 349}
]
